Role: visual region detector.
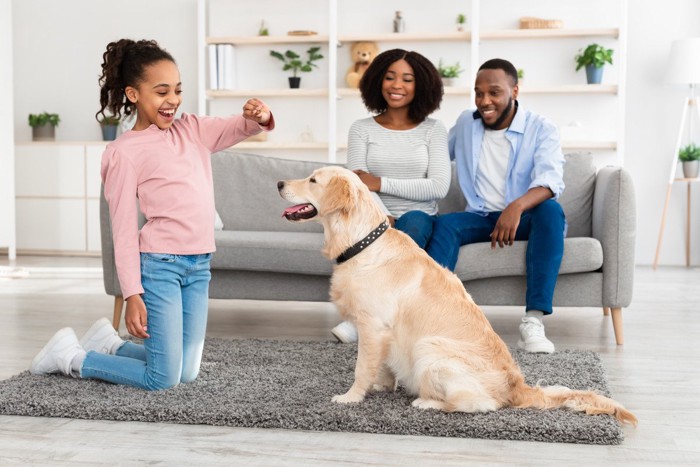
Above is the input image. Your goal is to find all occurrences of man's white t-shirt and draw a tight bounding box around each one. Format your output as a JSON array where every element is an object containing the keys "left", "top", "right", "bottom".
[{"left": 475, "top": 128, "right": 510, "bottom": 212}]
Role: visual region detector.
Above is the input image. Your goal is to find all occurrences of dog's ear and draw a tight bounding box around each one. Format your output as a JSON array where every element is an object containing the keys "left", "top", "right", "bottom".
[{"left": 323, "top": 175, "right": 358, "bottom": 215}]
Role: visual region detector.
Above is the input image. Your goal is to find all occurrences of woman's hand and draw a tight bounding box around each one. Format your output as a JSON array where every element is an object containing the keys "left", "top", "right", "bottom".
[
  {"left": 352, "top": 169, "right": 381, "bottom": 192},
  {"left": 125, "top": 295, "right": 150, "bottom": 339},
  {"left": 242, "top": 98, "right": 271, "bottom": 125}
]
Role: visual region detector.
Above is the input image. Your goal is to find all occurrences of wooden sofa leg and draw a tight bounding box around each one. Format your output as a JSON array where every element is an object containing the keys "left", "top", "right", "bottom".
[
  {"left": 610, "top": 307, "right": 624, "bottom": 345},
  {"left": 112, "top": 296, "right": 124, "bottom": 331},
  {"left": 603, "top": 307, "right": 610, "bottom": 316}
]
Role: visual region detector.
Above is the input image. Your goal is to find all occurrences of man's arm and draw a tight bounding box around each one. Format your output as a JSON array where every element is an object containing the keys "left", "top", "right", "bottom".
[{"left": 490, "top": 186, "right": 553, "bottom": 248}]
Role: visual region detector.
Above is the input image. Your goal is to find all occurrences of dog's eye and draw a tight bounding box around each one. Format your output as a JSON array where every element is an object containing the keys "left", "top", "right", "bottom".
[{"left": 309, "top": 177, "right": 317, "bottom": 183}]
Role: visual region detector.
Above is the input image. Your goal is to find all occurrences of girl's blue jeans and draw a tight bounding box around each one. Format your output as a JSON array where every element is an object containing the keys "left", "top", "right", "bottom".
[
  {"left": 81, "top": 253, "right": 212, "bottom": 390},
  {"left": 425, "top": 199, "right": 566, "bottom": 314}
]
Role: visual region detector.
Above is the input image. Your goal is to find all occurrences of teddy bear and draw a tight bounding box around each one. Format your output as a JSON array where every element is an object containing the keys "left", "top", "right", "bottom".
[{"left": 345, "top": 41, "right": 380, "bottom": 88}]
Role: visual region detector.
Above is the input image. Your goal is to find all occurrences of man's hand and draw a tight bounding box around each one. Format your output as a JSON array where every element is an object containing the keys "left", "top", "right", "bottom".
[
  {"left": 125, "top": 295, "right": 149, "bottom": 339},
  {"left": 352, "top": 169, "right": 381, "bottom": 192},
  {"left": 242, "top": 98, "right": 271, "bottom": 125},
  {"left": 490, "top": 186, "right": 555, "bottom": 249},
  {"left": 491, "top": 203, "right": 523, "bottom": 248}
]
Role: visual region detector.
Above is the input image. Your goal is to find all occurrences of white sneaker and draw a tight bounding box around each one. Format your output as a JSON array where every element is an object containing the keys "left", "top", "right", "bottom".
[
  {"left": 331, "top": 320, "right": 358, "bottom": 343},
  {"left": 30, "top": 327, "right": 84, "bottom": 377},
  {"left": 517, "top": 317, "right": 555, "bottom": 354},
  {"left": 80, "top": 317, "right": 124, "bottom": 354}
]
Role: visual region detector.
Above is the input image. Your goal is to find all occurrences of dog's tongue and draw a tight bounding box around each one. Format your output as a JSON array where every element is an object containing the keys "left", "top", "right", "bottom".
[{"left": 282, "top": 204, "right": 308, "bottom": 217}]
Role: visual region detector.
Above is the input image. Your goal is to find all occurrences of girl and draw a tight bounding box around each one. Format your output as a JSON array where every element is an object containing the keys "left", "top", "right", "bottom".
[
  {"left": 30, "top": 38, "right": 274, "bottom": 390},
  {"left": 332, "top": 49, "right": 450, "bottom": 343}
]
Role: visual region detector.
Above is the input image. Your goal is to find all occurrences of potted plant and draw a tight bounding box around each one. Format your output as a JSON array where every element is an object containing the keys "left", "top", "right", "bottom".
[
  {"left": 437, "top": 59, "right": 464, "bottom": 87},
  {"left": 575, "top": 43, "right": 613, "bottom": 84},
  {"left": 517, "top": 68, "right": 525, "bottom": 84},
  {"left": 269, "top": 47, "right": 324, "bottom": 88},
  {"left": 98, "top": 115, "right": 120, "bottom": 141},
  {"left": 28, "top": 112, "right": 60, "bottom": 141},
  {"left": 679, "top": 143, "right": 700, "bottom": 178},
  {"left": 456, "top": 13, "right": 467, "bottom": 32}
]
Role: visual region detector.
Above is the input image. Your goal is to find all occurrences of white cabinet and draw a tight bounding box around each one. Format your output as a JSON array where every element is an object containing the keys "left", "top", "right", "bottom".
[
  {"left": 14, "top": 142, "right": 106, "bottom": 255},
  {"left": 197, "top": 0, "right": 627, "bottom": 166}
]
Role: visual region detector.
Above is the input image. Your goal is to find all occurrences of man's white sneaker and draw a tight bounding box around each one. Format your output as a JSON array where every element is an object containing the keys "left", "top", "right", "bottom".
[
  {"left": 517, "top": 317, "right": 555, "bottom": 354},
  {"left": 331, "top": 320, "right": 358, "bottom": 343},
  {"left": 30, "top": 327, "right": 84, "bottom": 377},
  {"left": 80, "top": 317, "right": 124, "bottom": 354}
]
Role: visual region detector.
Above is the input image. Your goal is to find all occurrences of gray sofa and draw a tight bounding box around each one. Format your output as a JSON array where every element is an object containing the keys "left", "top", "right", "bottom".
[{"left": 101, "top": 150, "right": 636, "bottom": 344}]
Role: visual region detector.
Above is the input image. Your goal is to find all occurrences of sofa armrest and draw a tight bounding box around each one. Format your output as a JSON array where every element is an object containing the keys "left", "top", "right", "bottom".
[{"left": 591, "top": 166, "right": 636, "bottom": 307}]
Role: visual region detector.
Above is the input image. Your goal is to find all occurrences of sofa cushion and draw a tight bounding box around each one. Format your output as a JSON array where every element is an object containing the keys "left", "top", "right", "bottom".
[
  {"left": 212, "top": 230, "right": 332, "bottom": 276},
  {"left": 212, "top": 151, "right": 336, "bottom": 233},
  {"left": 453, "top": 237, "right": 603, "bottom": 282}
]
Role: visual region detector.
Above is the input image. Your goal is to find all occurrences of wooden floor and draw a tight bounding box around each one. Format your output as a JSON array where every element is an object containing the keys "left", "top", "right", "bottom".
[{"left": 1, "top": 256, "right": 699, "bottom": 465}]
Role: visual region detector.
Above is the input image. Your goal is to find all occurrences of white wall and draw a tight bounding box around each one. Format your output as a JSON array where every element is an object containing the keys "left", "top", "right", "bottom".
[
  {"left": 1, "top": 0, "right": 16, "bottom": 259},
  {"left": 10, "top": 0, "right": 700, "bottom": 265},
  {"left": 11, "top": 0, "right": 198, "bottom": 142},
  {"left": 626, "top": 0, "right": 700, "bottom": 266}
]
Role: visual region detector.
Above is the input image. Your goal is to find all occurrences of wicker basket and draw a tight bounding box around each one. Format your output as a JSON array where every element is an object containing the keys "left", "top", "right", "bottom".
[{"left": 519, "top": 17, "right": 563, "bottom": 29}]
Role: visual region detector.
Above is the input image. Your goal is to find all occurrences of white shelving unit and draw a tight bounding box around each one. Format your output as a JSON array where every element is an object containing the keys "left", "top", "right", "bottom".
[{"left": 197, "top": 0, "right": 627, "bottom": 165}]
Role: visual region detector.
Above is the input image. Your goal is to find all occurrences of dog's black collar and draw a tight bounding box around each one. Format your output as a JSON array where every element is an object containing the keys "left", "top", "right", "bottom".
[{"left": 335, "top": 220, "right": 389, "bottom": 265}]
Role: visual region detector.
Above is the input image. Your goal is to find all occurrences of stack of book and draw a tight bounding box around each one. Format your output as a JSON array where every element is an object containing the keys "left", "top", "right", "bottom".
[{"left": 208, "top": 44, "right": 235, "bottom": 90}]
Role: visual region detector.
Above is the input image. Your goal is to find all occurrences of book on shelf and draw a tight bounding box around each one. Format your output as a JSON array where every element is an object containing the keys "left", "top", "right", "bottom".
[{"left": 208, "top": 44, "right": 235, "bottom": 90}]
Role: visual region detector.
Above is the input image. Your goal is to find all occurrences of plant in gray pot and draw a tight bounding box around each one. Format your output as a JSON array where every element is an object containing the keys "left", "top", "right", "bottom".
[
  {"left": 575, "top": 43, "right": 613, "bottom": 84},
  {"left": 270, "top": 47, "right": 323, "bottom": 88},
  {"left": 28, "top": 112, "right": 60, "bottom": 141},
  {"left": 437, "top": 59, "right": 464, "bottom": 87},
  {"left": 679, "top": 143, "right": 700, "bottom": 178},
  {"left": 98, "top": 115, "right": 120, "bottom": 141}
]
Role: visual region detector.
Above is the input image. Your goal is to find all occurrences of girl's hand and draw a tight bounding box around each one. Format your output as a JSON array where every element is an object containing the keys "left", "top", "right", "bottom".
[
  {"left": 242, "top": 98, "right": 271, "bottom": 125},
  {"left": 125, "top": 295, "right": 150, "bottom": 339}
]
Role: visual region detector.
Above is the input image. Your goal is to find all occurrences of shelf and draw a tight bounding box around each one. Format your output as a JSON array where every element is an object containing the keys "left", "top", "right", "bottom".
[
  {"left": 206, "top": 34, "right": 328, "bottom": 45},
  {"left": 338, "top": 31, "right": 470, "bottom": 43},
  {"left": 234, "top": 141, "right": 328, "bottom": 150},
  {"left": 208, "top": 89, "right": 328, "bottom": 98},
  {"left": 335, "top": 85, "right": 617, "bottom": 98},
  {"left": 673, "top": 178, "right": 700, "bottom": 183},
  {"left": 562, "top": 141, "right": 617, "bottom": 150},
  {"left": 480, "top": 28, "right": 619, "bottom": 40},
  {"left": 520, "top": 84, "right": 618, "bottom": 94}
]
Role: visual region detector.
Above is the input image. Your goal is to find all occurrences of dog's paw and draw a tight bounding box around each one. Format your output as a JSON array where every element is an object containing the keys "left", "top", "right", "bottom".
[
  {"left": 411, "top": 398, "right": 444, "bottom": 411},
  {"left": 332, "top": 392, "right": 365, "bottom": 404}
]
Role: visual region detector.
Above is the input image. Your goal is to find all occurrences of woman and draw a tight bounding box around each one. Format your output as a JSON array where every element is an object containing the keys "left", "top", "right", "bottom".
[{"left": 333, "top": 48, "right": 451, "bottom": 343}]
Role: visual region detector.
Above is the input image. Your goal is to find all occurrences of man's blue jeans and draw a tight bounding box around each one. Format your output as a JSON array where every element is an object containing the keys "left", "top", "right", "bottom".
[
  {"left": 81, "top": 253, "right": 212, "bottom": 390},
  {"left": 425, "top": 200, "right": 565, "bottom": 314},
  {"left": 395, "top": 210, "right": 437, "bottom": 249}
]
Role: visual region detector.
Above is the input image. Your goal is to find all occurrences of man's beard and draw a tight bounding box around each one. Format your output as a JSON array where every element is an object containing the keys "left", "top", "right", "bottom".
[{"left": 483, "top": 97, "right": 514, "bottom": 130}]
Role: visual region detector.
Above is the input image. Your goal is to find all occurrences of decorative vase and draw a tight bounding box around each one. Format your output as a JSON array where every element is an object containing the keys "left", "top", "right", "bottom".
[
  {"left": 32, "top": 125, "right": 55, "bottom": 142},
  {"left": 682, "top": 160, "right": 700, "bottom": 178},
  {"left": 442, "top": 77, "right": 455, "bottom": 87},
  {"left": 288, "top": 77, "right": 301, "bottom": 89},
  {"left": 585, "top": 65, "right": 603, "bottom": 84},
  {"left": 101, "top": 124, "right": 118, "bottom": 141}
]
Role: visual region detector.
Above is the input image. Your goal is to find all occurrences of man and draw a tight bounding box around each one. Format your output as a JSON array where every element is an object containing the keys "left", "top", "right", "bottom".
[{"left": 426, "top": 58, "right": 566, "bottom": 354}]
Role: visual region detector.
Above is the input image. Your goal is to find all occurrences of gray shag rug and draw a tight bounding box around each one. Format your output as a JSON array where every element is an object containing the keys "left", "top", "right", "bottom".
[{"left": 0, "top": 338, "right": 624, "bottom": 444}]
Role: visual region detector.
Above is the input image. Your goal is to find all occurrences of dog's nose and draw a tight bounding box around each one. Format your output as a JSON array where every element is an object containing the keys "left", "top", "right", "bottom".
[{"left": 277, "top": 181, "right": 284, "bottom": 190}]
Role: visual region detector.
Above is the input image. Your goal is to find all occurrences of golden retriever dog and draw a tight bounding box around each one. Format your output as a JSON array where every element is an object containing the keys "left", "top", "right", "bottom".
[{"left": 278, "top": 166, "right": 637, "bottom": 425}]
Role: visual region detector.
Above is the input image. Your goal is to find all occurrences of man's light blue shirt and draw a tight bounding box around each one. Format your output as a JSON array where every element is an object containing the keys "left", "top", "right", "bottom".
[{"left": 448, "top": 104, "right": 565, "bottom": 214}]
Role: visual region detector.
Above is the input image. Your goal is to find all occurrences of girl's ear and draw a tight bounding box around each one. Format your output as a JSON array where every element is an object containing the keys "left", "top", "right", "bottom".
[{"left": 125, "top": 86, "right": 138, "bottom": 104}]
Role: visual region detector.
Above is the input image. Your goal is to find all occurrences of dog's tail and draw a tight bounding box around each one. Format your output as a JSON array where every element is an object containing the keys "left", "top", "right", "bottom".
[{"left": 509, "top": 382, "right": 638, "bottom": 426}]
